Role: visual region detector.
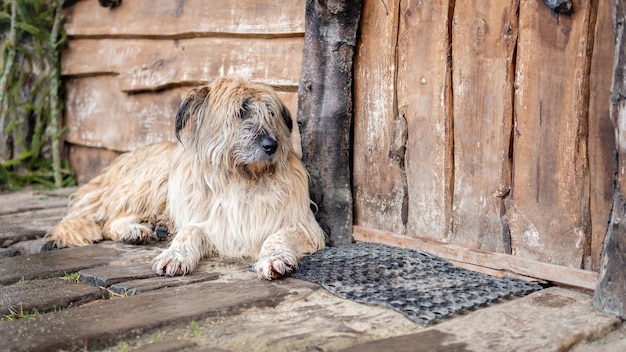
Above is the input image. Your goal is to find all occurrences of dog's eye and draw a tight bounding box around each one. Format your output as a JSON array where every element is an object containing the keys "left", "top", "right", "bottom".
[{"left": 239, "top": 101, "right": 252, "bottom": 120}]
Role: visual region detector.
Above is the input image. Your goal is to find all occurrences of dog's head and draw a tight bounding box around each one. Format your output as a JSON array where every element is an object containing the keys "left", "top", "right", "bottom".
[{"left": 175, "top": 77, "right": 294, "bottom": 179}]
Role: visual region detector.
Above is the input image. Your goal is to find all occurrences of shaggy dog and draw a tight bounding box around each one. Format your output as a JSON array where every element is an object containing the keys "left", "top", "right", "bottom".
[{"left": 43, "top": 77, "right": 326, "bottom": 280}]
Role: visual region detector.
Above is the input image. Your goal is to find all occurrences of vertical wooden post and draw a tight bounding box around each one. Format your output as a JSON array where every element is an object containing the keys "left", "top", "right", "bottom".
[
  {"left": 297, "top": 0, "right": 362, "bottom": 245},
  {"left": 594, "top": 0, "right": 626, "bottom": 319}
]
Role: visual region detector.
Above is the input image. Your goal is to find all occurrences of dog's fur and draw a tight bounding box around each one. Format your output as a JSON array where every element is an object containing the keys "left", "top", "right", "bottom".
[{"left": 44, "top": 77, "right": 326, "bottom": 280}]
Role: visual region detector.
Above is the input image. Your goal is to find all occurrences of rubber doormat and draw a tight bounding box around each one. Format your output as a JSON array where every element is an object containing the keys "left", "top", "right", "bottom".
[{"left": 291, "top": 243, "right": 542, "bottom": 326}]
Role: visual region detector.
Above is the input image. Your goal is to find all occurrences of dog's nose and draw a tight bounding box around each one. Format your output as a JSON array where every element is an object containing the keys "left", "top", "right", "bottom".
[{"left": 260, "top": 137, "right": 278, "bottom": 155}]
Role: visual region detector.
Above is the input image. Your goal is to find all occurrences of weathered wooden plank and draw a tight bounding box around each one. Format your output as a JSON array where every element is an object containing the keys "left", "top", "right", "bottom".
[
  {"left": 0, "top": 279, "right": 293, "bottom": 352},
  {"left": 588, "top": 0, "right": 615, "bottom": 271},
  {"left": 0, "top": 188, "right": 73, "bottom": 247},
  {"left": 131, "top": 339, "right": 199, "bottom": 352},
  {"left": 0, "top": 207, "right": 67, "bottom": 247},
  {"left": 353, "top": 0, "right": 407, "bottom": 235},
  {"left": 0, "top": 246, "right": 121, "bottom": 285},
  {"left": 396, "top": 0, "right": 453, "bottom": 241},
  {"left": 297, "top": 0, "right": 362, "bottom": 245},
  {"left": 450, "top": 1, "right": 519, "bottom": 253},
  {"left": 64, "top": 76, "right": 299, "bottom": 153},
  {"left": 0, "top": 278, "right": 105, "bottom": 316},
  {"left": 79, "top": 262, "right": 158, "bottom": 287},
  {"left": 353, "top": 225, "right": 598, "bottom": 290},
  {"left": 64, "top": 0, "right": 305, "bottom": 37},
  {"left": 64, "top": 77, "right": 183, "bottom": 152},
  {"left": 61, "top": 37, "right": 304, "bottom": 92},
  {"left": 508, "top": 0, "right": 593, "bottom": 267},
  {"left": 0, "top": 187, "right": 73, "bottom": 216},
  {"left": 109, "top": 272, "right": 220, "bottom": 295}
]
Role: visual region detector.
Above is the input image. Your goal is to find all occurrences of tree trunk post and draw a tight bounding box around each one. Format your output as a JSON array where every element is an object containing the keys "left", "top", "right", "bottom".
[
  {"left": 297, "top": 0, "right": 362, "bottom": 246},
  {"left": 594, "top": 0, "right": 626, "bottom": 319}
]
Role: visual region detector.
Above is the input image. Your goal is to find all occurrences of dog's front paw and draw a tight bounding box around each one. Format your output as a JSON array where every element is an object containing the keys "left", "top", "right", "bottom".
[
  {"left": 120, "top": 224, "right": 153, "bottom": 245},
  {"left": 152, "top": 250, "right": 195, "bottom": 276},
  {"left": 254, "top": 251, "right": 297, "bottom": 280}
]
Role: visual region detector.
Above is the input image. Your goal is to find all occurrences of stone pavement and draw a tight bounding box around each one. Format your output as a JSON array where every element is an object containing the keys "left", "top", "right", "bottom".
[{"left": 0, "top": 188, "right": 624, "bottom": 352}]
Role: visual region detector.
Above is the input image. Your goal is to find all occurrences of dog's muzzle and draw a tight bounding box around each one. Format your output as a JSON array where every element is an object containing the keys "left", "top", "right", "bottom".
[{"left": 260, "top": 136, "right": 278, "bottom": 155}]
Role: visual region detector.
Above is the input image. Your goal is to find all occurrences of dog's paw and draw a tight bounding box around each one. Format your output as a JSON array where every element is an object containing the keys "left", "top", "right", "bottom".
[
  {"left": 120, "top": 224, "right": 153, "bottom": 245},
  {"left": 254, "top": 251, "right": 297, "bottom": 280},
  {"left": 151, "top": 220, "right": 171, "bottom": 241},
  {"left": 41, "top": 240, "right": 61, "bottom": 251},
  {"left": 152, "top": 250, "right": 194, "bottom": 276}
]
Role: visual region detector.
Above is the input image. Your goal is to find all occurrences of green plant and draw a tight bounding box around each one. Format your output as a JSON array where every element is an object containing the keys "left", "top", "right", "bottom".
[
  {"left": 115, "top": 340, "right": 129, "bottom": 352},
  {"left": 59, "top": 271, "right": 80, "bottom": 283},
  {"left": 2, "top": 306, "right": 40, "bottom": 321},
  {"left": 188, "top": 320, "right": 201, "bottom": 337},
  {"left": 0, "top": 0, "right": 75, "bottom": 190}
]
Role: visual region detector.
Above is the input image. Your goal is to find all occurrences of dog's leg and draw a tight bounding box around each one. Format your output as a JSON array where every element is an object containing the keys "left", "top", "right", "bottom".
[
  {"left": 43, "top": 218, "right": 104, "bottom": 250},
  {"left": 254, "top": 227, "right": 314, "bottom": 280},
  {"left": 152, "top": 226, "right": 213, "bottom": 276},
  {"left": 103, "top": 216, "right": 153, "bottom": 245}
]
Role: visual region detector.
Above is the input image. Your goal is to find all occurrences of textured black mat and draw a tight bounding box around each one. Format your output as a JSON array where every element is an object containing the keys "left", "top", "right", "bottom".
[{"left": 292, "top": 243, "right": 542, "bottom": 326}]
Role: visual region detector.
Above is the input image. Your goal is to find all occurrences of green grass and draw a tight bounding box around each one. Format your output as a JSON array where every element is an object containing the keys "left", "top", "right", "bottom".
[
  {"left": 188, "top": 320, "right": 201, "bottom": 337},
  {"left": 59, "top": 271, "right": 80, "bottom": 283},
  {"left": 2, "top": 306, "right": 40, "bottom": 321}
]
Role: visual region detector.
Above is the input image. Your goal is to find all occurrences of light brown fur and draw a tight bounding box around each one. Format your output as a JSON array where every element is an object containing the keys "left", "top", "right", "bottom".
[{"left": 44, "top": 77, "right": 326, "bottom": 280}]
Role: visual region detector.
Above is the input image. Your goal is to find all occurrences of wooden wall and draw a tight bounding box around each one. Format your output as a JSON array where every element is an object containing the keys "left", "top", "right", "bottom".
[
  {"left": 353, "top": 0, "right": 614, "bottom": 277},
  {"left": 61, "top": 0, "right": 305, "bottom": 184},
  {"left": 62, "top": 0, "right": 615, "bottom": 286}
]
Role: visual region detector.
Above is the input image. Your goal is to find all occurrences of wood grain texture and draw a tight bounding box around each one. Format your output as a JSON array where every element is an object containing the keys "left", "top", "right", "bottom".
[
  {"left": 61, "top": 37, "right": 303, "bottom": 93},
  {"left": 508, "top": 0, "right": 593, "bottom": 268},
  {"left": 396, "top": 0, "right": 453, "bottom": 241},
  {"left": 63, "top": 0, "right": 305, "bottom": 37},
  {"left": 64, "top": 76, "right": 298, "bottom": 152},
  {"left": 588, "top": 0, "right": 615, "bottom": 271},
  {"left": 67, "top": 144, "right": 121, "bottom": 184},
  {"left": 450, "top": 0, "right": 519, "bottom": 253},
  {"left": 353, "top": 0, "right": 407, "bottom": 235}
]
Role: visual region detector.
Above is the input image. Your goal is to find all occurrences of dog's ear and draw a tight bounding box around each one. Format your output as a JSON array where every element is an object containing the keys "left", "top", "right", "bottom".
[
  {"left": 281, "top": 103, "right": 293, "bottom": 132},
  {"left": 175, "top": 86, "right": 210, "bottom": 144}
]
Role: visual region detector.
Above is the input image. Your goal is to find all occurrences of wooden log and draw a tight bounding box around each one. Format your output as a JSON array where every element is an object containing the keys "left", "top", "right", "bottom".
[
  {"left": 61, "top": 37, "right": 304, "bottom": 93},
  {"left": 64, "top": 76, "right": 299, "bottom": 153},
  {"left": 297, "top": 0, "right": 362, "bottom": 245},
  {"left": 353, "top": 0, "right": 407, "bottom": 235},
  {"left": 507, "top": 0, "right": 594, "bottom": 267},
  {"left": 354, "top": 225, "right": 598, "bottom": 290},
  {"left": 594, "top": 0, "right": 626, "bottom": 320},
  {"left": 64, "top": 77, "right": 184, "bottom": 152},
  {"left": 588, "top": 0, "right": 616, "bottom": 271},
  {"left": 450, "top": 0, "right": 519, "bottom": 253},
  {"left": 63, "top": 0, "right": 305, "bottom": 37},
  {"left": 396, "top": 0, "right": 453, "bottom": 241},
  {"left": 67, "top": 144, "right": 121, "bottom": 184}
]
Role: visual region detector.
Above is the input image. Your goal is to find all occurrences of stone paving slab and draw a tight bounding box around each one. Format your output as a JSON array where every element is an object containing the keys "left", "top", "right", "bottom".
[
  {"left": 0, "top": 277, "right": 105, "bottom": 316},
  {"left": 339, "top": 287, "right": 622, "bottom": 352},
  {"left": 0, "top": 278, "right": 299, "bottom": 352}
]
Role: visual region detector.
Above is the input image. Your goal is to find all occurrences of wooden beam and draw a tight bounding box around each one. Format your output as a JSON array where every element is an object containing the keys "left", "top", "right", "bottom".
[
  {"left": 353, "top": 225, "right": 598, "bottom": 290},
  {"left": 63, "top": 0, "right": 306, "bottom": 38}
]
